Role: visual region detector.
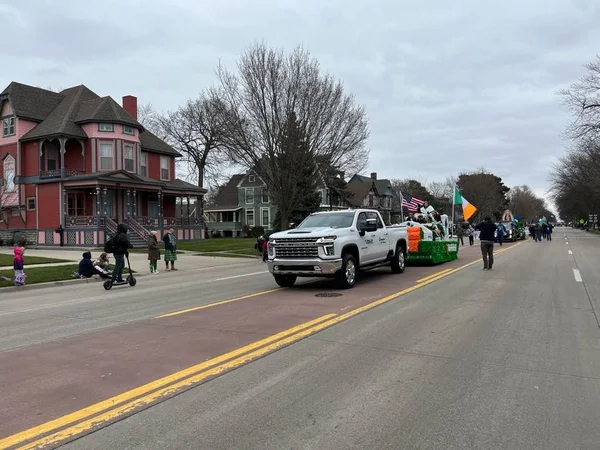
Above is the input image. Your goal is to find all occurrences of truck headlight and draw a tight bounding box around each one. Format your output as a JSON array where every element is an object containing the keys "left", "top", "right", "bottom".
[
  {"left": 268, "top": 244, "right": 274, "bottom": 256},
  {"left": 316, "top": 236, "right": 337, "bottom": 243},
  {"left": 324, "top": 245, "right": 335, "bottom": 256}
]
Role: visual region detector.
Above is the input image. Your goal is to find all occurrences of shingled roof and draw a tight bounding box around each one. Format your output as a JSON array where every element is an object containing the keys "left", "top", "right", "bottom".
[
  {"left": 350, "top": 174, "right": 392, "bottom": 196},
  {"left": 74, "top": 96, "right": 141, "bottom": 128},
  {"left": 345, "top": 181, "right": 378, "bottom": 207},
  {"left": 21, "top": 85, "right": 99, "bottom": 140},
  {"left": 2, "top": 81, "right": 179, "bottom": 156},
  {"left": 1, "top": 82, "right": 63, "bottom": 122},
  {"left": 206, "top": 174, "right": 245, "bottom": 210}
]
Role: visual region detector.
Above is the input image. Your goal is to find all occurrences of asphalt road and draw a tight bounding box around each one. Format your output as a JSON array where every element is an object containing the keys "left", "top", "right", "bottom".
[
  {"left": 0, "top": 258, "right": 273, "bottom": 351},
  {"left": 59, "top": 228, "right": 600, "bottom": 450}
]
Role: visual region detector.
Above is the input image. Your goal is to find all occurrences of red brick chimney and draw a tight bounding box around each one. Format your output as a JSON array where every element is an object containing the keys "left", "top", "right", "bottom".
[
  {"left": 122, "top": 95, "right": 138, "bottom": 120},
  {"left": 371, "top": 172, "right": 377, "bottom": 180}
]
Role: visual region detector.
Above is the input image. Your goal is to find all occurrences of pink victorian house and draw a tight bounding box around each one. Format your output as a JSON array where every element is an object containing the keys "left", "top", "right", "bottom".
[{"left": 0, "top": 82, "right": 206, "bottom": 246}]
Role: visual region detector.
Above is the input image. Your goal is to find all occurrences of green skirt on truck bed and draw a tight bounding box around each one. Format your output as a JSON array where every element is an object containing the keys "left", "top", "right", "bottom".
[{"left": 406, "top": 239, "right": 459, "bottom": 265}]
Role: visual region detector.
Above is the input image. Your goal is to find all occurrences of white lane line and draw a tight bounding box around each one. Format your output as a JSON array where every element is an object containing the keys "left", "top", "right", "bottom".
[
  {"left": 568, "top": 250, "right": 573, "bottom": 255},
  {"left": 214, "top": 271, "right": 269, "bottom": 281},
  {"left": 573, "top": 268, "right": 583, "bottom": 283}
]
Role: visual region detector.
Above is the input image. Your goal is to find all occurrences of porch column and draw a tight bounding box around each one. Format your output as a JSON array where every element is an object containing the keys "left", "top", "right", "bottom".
[
  {"left": 95, "top": 186, "right": 101, "bottom": 228},
  {"left": 126, "top": 189, "right": 131, "bottom": 220},
  {"left": 179, "top": 196, "right": 184, "bottom": 230},
  {"left": 59, "top": 137, "right": 66, "bottom": 178},
  {"left": 62, "top": 186, "right": 67, "bottom": 227},
  {"left": 187, "top": 195, "right": 192, "bottom": 238},
  {"left": 132, "top": 189, "right": 137, "bottom": 218},
  {"left": 79, "top": 139, "right": 86, "bottom": 173},
  {"left": 102, "top": 187, "right": 108, "bottom": 217},
  {"left": 38, "top": 141, "right": 43, "bottom": 177},
  {"left": 158, "top": 190, "right": 163, "bottom": 229}
]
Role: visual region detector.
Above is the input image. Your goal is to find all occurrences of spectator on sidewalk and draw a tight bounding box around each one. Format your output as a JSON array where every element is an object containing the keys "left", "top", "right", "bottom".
[
  {"left": 77, "top": 251, "right": 109, "bottom": 279},
  {"left": 475, "top": 217, "right": 497, "bottom": 270},
  {"left": 13, "top": 242, "right": 25, "bottom": 286},
  {"left": 148, "top": 230, "right": 161, "bottom": 274},
  {"left": 456, "top": 223, "right": 464, "bottom": 246},
  {"left": 93, "top": 252, "right": 111, "bottom": 278},
  {"left": 162, "top": 227, "right": 178, "bottom": 271}
]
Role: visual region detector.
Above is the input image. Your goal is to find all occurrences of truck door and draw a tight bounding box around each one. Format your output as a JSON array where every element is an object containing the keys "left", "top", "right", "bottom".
[
  {"left": 367, "top": 211, "right": 389, "bottom": 261},
  {"left": 357, "top": 212, "right": 374, "bottom": 264}
]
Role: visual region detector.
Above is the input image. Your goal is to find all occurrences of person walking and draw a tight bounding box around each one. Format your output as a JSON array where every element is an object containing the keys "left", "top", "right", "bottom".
[
  {"left": 475, "top": 217, "right": 497, "bottom": 270},
  {"left": 467, "top": 224, "right": 475, "bottom": 246},
  {"left": 547, "top": 223, "right": 553, "bottom": 241},
  {"left": 456, "top": 223, "right": 464, "bottom": 246},
  {"left": 496, "top": 222, "right": 505, "bottom": 246},
  {"left": 148, "top": 230, "right": 161, "bottom": 274},
  {"left": 13, "top": 242, "right": 26, "bottom": 286},
  {"left": 162, "top": 227, "right": 178, "bottom": 271},
  {"left": 534, "top": 222, "right": 542, "bottom": 242}
]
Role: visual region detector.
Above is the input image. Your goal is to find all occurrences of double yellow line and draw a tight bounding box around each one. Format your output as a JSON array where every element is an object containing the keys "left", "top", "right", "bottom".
[{"left": 2, "top": 240, "right": 526, "bottom": 449}]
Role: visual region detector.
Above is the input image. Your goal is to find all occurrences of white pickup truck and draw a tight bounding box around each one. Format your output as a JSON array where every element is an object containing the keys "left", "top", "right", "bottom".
[{"left": 267, "top": 209, "right": 408, "bottom": 289}]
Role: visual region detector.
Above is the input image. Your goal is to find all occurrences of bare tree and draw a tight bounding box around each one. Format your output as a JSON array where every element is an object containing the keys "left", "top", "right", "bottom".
[
  {"left": 559, "top": 56, "right": 600, "bottom": 141},
  {"left": 215, "top": 42, "right": 370, "bottom": 228},
  {"left": 156, "top": 93, "right": 228, "bottom": 189},
  {"left": 507, "top": 185, "right": 546, "bottom": 222}
]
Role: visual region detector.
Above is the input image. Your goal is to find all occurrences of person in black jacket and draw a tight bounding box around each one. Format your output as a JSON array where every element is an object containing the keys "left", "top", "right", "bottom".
[
  {"left": 77, "top": 251, "right": 109, "bottom": 279},
  {"left": 111, "top": 223, "right": 133, "bottom": 283},
  {"left": 475, "top": 217, "right": 497, "bottom": 270}
]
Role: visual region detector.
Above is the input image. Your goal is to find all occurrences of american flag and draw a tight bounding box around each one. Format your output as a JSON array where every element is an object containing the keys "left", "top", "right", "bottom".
[{"left": 401, "top": 192, "right": 424, "bottom": 212}]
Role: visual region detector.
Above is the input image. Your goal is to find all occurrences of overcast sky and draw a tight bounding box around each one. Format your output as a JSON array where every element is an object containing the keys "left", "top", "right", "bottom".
[{"left": 2, "top": 0, "right": 599, "bottom": 210}]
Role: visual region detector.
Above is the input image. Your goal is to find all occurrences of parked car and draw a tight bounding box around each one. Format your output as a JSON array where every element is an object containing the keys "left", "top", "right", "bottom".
[{"left": 267, "top": 209, "right": 409, "bottom": 289}]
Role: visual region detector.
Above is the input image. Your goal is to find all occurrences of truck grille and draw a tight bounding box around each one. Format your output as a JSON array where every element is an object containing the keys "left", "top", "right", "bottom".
[{"left": 274, "top": 238, "right": 319, "bottom": 258}]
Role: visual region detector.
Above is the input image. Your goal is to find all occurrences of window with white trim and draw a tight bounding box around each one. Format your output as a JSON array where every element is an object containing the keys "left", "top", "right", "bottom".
[
  {"left": 245, "top": 209, "right": 255, "bottom": 227},
  {"left": 3, "top": 155, "right": 15, "bottom": 192},
  {"left": 99, "top": 143, "right": 114, "bottom": 170},
  {"left": 261, "top": 207, "right": 270, "bottom": 227},
  {"left": 123, "top": 125, "right": 134, "bottom": 135},
  {"left": 261, "top": 188, "right": 269, "bottom": 204},
  {"left": 98, "top": 123, "right": 114, "bottom": 132},
  {"left": 248, "top": 174, "right": 255, "bottom": 183},
  {"left": 140, "top": 152, "right": 148, "bottom": 177},
  {"left": 160, "top": 156, "right": 170, "bottom": 180},
  {"left": 2, "top": 116, "right": 15, "bottom": 137},
  {"left": 124, "top": 144, "right": 135, "bottom": 172},
  {"left": 245, "top": 188, "right": 254, "bottom": 204}
]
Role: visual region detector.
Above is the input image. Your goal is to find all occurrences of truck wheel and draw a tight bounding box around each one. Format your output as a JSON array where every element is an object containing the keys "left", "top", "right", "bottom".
[
  {"left": 336, "top": 254, "right": 357, "bottom": 289},
  {"left": 274, "top": 275, "right": 297, "bottom": 288},
  {"left": 391, "top": 246, "right": 406, "bottom": 274}
]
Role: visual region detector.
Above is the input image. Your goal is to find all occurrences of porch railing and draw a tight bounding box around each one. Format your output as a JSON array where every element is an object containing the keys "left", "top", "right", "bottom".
[
  {"left": 65, "top": 216, "right": 106, "bottom": 227},
  {"left": 41, "top": 169, "right": 85, "bottom": 179},
  {"left": 127, "top": 217, "right": 151, "bottom": 240},
  {"left": 105, "top": 217, "right": 118, "bottom": 235}
]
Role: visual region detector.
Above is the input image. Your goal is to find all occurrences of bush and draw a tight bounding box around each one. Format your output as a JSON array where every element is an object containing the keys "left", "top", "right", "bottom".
[{"left": 250, "top": 226, "right": 265, "bottom": 238}]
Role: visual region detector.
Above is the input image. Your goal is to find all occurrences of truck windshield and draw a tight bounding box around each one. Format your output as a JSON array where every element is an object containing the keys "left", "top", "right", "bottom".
[{"left": 297, "top": 212, "right": 355, "bottom": 229}]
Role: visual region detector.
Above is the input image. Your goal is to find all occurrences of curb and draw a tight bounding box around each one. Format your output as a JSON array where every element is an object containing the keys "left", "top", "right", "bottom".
[{"left": 0, "top": 273, "right": 147, "bottom": 293}]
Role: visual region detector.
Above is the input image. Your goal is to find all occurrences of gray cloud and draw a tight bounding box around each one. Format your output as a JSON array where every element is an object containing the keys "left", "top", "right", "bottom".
[{"left": 2, "top": 0, "right": 599, "bottom": 212}]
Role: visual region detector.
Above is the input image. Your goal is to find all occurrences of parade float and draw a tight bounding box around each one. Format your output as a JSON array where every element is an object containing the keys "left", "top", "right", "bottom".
[{"left": 392, "top": 204, "right": 459, "bottom": 265}]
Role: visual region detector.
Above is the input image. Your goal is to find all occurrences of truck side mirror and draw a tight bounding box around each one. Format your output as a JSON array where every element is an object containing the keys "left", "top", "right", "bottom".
[{"left": 362, "top": 219, "right": 378, "bottom": 233}]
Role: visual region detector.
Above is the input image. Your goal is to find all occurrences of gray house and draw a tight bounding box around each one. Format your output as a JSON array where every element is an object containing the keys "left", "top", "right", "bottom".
[
  {"left": 347, "top": 172, "right": 393, "bottom": 223},
  {"left": 205, "top": 170, "right": 349, "bottom": 236},
  {"left": 205, "top": 172, "right": 276, "bottom": 237}
]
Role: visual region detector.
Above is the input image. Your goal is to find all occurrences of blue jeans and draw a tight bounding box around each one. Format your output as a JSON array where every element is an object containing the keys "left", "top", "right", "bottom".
[{"left": 112, "top": 254, "right": 125, "bottom": 282}]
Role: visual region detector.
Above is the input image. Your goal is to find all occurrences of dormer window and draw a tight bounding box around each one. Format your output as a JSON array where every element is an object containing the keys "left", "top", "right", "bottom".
[
  {"left": 98, "top": 123, "right": 114, "bottom": 132},
  {"left": 123, "top": 125, "right": 134, "bottom": 135},
  {"left": 248, "top": 174, "right": 255, "bottom": 183},
  {"left": 2, "top": 116, "right": 15, "bottom": 137}
]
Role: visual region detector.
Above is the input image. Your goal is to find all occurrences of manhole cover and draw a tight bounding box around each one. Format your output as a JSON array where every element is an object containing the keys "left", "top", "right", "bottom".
[{"left": 315, "top": 293, "right": 343, "bottom": 297}]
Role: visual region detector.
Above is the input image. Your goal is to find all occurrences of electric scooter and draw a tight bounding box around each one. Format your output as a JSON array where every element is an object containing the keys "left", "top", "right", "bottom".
[{"left": 103, "top": 255, "right": 137, "bottom": 290}]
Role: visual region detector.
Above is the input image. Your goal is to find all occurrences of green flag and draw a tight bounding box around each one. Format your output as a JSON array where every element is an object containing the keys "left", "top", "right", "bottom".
[{"left": 453, "top": 187, "right": 462, "bottom": 205}]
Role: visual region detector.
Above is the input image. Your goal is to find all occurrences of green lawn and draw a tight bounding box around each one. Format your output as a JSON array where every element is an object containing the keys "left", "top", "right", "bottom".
[
  {"left": 177, "top": 238, "right": 257, "bottom": 253},
  {"left": 0, "top": 264, "right": 134, "bottom": 288},
  {"left": 0, "top": 254, "right": 71, "bottom": 267}
]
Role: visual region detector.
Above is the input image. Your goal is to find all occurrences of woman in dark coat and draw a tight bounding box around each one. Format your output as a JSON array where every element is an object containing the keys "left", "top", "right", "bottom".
[{"left": 148, "top": 230, "right": 161, "bottom": 274}]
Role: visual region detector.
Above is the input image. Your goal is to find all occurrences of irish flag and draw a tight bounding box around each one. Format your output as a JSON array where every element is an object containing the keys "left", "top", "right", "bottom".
[{"left": 454, "top": 187, "right": 477, "bottom": 221}]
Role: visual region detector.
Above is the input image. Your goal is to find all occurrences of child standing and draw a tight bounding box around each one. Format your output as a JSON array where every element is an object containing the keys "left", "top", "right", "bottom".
[
  {"left": 262, "top": 237, "right": 269, "bottom": 262},
  {"left": 13, "top": 242, "right": 25, "bottom": 286},
  {"left": 148, "top": 230, "right": 161, "bottom": 274}
]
